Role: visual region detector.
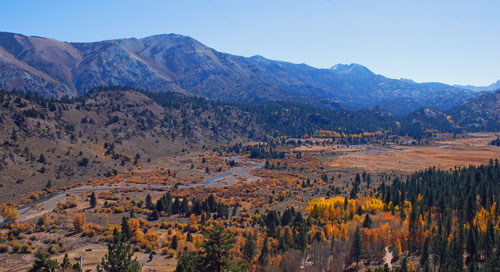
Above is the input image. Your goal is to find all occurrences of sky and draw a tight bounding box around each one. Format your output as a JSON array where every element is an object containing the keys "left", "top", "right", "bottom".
[{"left": 0, "top": 0, "right": 499, "bottom": 86}]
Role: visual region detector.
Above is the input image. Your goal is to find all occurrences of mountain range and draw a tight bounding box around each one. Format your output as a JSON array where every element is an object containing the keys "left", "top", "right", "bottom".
[
  {"left": 454, "top": 80, "right": 500, "bottom": 93},
  {"left": 0, "top": 31, "right": 492, "bottom": 115}
]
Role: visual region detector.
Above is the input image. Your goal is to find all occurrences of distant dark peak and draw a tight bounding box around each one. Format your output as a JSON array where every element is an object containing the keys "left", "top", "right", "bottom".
[{"left": 330, "top": 63, "right": 373, "bottom": 75}]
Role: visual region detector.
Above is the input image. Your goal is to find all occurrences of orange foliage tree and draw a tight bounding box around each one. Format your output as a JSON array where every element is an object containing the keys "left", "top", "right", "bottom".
[
  {"left": 73, "top": 213, "right": 86, "bottom": 232},
  {"left": 0, "top": 203, "right": 18, "bottom": 225}
]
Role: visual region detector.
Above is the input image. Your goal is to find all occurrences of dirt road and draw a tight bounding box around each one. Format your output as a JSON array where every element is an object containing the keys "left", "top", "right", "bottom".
[{"left": 1, "top": 157, "right": 263, "bottom": 225}]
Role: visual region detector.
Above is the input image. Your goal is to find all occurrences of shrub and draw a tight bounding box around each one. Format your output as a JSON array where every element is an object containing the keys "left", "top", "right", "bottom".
[
  {"left": 20, "top": 243, "right": 32, "bottom": 253},
  {"left": 0, "top": 244, "right": 9, "bottom": 253},
  {"left": 47, "top": 244, "right": 60, "bottom": 255},
  {"left": 11, "top": 242, "right": 21, "bottom": 253},
  {"left": 78, "top": 157, "right": 89, "bottom": 167}
]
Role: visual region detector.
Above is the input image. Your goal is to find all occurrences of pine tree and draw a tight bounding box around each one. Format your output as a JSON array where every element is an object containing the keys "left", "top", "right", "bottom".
[
  {"left": 420, "top": 237, "right": 429, "bottom": 267},
  {"left": 295, "top": 228, "right": 307, "bottom": 251},
  {"left": 259, "top": 236, "right": 269, "bottom": 265},
  {"left": 201, "top": 225, "right": 235, "bottom": 272},
  {"left": 90, "top": 192, "right": 97, "bottom": 208},
  {"left": 466, "top": 227, "right": 477, "bottom": 265},
  {"left": 362, "top": 213, "right": 373, "bottom": 228},
  {"left": 350, "top": 226, "right": 363, "bottom": 268},
  {"left": 121, "top": 217, "right": 132, "bottom": 240},
  {"left": 97, "top": 229, "right": 141, "bottom": 272},
  {"left": 171, "top": 235, "right": 178, "bottom": 250},
  {"left": 38, "top": 154, "right": 46, "bottom": 164},
  {"left": 145, "top": 194, "right": 153, "bottom": 210},
  {"left": 28, "top": 251, "right": 59, "bottom": 272},
  {"left": 10, "top": 129, "right": 17, "bottom": 142},
  {"left": 484, "top": 239, "right": 500, "bottom": 272},
  {"left": 149, "top": 209, "right": 159, "bottom": 221},
  {"left": 61, "top": 253, "right": 71, "bottom": 269},
  {"left": 207, "top": 194, "right": 216, "bottom": 213},
  {"left": 175, "top": 251, "right": 201, "bottom": 272},
  {"left": 242, "top": 233, "right": 256, "bottom": 262},
  {"left": 400, "top": 257, "right": 409, "bottom": 272}
]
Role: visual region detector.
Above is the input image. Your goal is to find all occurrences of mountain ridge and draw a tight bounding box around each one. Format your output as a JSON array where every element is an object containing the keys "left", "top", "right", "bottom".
[
  {"left": 455, "top": 80, "right": 500, "bottom": 93},
  {"left": 0, "top": 31, "right": 480, "bottom": 115}
]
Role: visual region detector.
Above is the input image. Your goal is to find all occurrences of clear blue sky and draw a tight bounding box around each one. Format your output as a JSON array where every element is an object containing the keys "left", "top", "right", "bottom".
[{"left": 1, "top": 0, "right": 499, "bottom": 86}]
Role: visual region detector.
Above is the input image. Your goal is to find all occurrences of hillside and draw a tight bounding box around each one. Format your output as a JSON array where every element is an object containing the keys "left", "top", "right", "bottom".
[
  {"left": 401, "top": 107, "right": 454, "bottom": 137},
  {"left": 0, "top": 32, "right": 478, "bottom": 115},
  {"left": 2, "top": 86, "right": 500, "bottom": 201},
  {"left": 0, "top": 88, "right": 266, "bottom": 202},
  {"left": 448, "top": 89, "right": 500, "bottom": 131},
  {"left": 0, "top": 87, "right": 403, "bottom": 201},
  {"left": 399, "top": 90, "right": 500, "bottom": 135}
]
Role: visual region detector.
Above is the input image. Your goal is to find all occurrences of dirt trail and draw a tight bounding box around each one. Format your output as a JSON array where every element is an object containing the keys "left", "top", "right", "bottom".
[
  {"left": 202, "top": 157, "right": 263, "bottom": 186},
  {"left": 16, "top": 184, "right": 164, "bottom": 222}
]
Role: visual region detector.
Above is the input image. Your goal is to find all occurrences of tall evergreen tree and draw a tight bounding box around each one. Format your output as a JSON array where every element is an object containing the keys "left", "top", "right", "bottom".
[
  {"left": 29, "top": 251, "right": 59, "bottom": 272},
  {"left": 61, "top": 253, "right": 71, "bottom": 269},
  {"left": 420, "top": 237, "right": 430, "bottom": 268},
  {"left": 362, "top": 213, "right": 373, "bottom": 228},
  {"left": 145, "top": 194, "right": 153, "bottom": 210},
  {"left": 201, "top": 225, "right": 235, "bottom": 272},
  {"left": 350, "top": 226, "right": 363, "bottom": 268},
  {"left": 242, "top": 233, "right": 256, "bottom": 262},
  {"left": 121, "top": 217, "right": 132, "bottom": 240},
  {"left": 259, "top": 236, "right": 269, "bottom": 265},
  {"left": 97, "top": 229, "right": 141, "bottom": 272},
  {"left": 171, "top": 235, "right": 178, "bottom": 250},
  {"left": 175, "top": 251, "right": 201, "bottom": 272},
  {"left": 90, "top": 192, "right": 97, "bottom": 208}
]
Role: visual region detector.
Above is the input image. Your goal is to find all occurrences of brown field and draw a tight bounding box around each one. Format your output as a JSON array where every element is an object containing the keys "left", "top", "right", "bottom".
[{"left": 329, "top": 133, "right": 500, "bottom": 173}]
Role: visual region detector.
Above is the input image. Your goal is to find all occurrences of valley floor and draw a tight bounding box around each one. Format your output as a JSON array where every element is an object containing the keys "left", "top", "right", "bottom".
[
  {"left": 326, "top": 133, "right": 499, "bottom": 173},
  {"left": 1, "top": 133, "right": 499, "bottom": 271}
]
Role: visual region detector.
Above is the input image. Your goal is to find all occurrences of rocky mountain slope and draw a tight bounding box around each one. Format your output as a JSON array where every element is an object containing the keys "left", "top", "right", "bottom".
[{"left": 0, "top": 32, "right": 478, "bottom": 115}]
